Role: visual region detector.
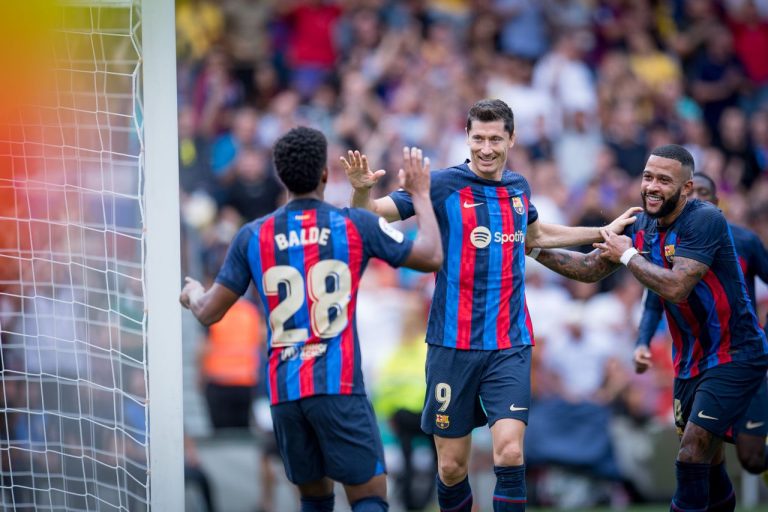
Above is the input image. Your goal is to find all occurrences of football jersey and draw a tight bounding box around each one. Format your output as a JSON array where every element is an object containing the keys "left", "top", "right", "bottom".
[
  {"left": 638, "top": 221, "right": 768, "bottom": 344},
  {"left": 626, "top": 199, "right": 768, "bottom": 378},
  {"left": 216, "top": 198, "right": 414, "bottom": 404},
  {"left": 390, "top": 162, "right": 538, "bottom": 350}
]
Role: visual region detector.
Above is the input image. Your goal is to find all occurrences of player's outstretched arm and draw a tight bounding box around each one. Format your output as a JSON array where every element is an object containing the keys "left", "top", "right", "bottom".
[
  {"left": 595, "top": 229, "right": 709, "bottom": 303},
  {"left": 534, "top": 248, "right": 621, "bottom": 283},
  {"left": 179, "top": 278, "right": 240, "bottom": 326},
  {"left": 399, "top": 147, "right": 443, "bottom": 272},
  {"left": 341, "top": 150, "right": 401, "bottom": 222},
  {"left": 526, "top": 207, "right": 642, "bottom": 249}
]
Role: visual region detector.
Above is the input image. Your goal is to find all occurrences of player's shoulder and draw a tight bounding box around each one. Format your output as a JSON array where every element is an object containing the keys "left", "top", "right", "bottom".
[
  {"left": 500, "top": 170, "right": 531, "bottom": 194},
  {"left": 680, "top": 199, "right": 726, "bottom": 226},
  {"left": 346, "top": 206, "right": 407, "bottom": 243}
]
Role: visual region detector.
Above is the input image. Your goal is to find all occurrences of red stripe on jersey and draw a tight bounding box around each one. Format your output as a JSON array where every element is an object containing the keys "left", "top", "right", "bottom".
[
  {"left": 495, "top": 187, "right": 513, "bottom": 349},
  {"left": 341, "top": 218, "right": 363, "bottom": 394},
  {"left": 299, "top": 210, "right": 319, "bottom": 398},
  {"left": 702, "top": 271, "right": 733, "bottom": 365},
  {"left": 259, "top": 217, "right": 281, "bottom": 403},
  {"left": 634, "top": 230, "right": 645, "bottom": 251},
  {"left": 457, "top": 187, "right": 477, "bottom": 349},
  {"left": 678, "top": 301, "right": 703, "bottom": 378},
  {"left": 665, "top": 308, "right": 684, "bottom": 374},
  {"left": 738, "top": 255, "right": 747, "bottom": 277}
]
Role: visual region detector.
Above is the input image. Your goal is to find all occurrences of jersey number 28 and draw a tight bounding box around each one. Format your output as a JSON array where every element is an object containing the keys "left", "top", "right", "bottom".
[{"left": 263, "top": 260, "right": 351, "bottom": 346}]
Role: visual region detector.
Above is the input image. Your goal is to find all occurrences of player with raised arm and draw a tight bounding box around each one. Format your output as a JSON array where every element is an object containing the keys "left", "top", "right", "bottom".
[
  {"left": 532, "top": 145, "right": 768, "bottom": 512},
  {"left": 180, "top": 127, "right": 442, "bottom": 512},
  {"left": 637, "top": 172, "right": 768, "bottom": 481},
  {"left": 341, "top": 98, "right": 639, "bottom": 512}
]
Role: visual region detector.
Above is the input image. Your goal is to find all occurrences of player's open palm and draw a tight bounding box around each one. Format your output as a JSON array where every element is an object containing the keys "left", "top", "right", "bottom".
[
  {"left": 399, "top": 146, "right": 430, "bottom": 196},
  {"left": 607, "top": 206, "right": 643, "bottom": 234},
  {"left": 340, "top": 150, "right": 385, "bottom": 191}
]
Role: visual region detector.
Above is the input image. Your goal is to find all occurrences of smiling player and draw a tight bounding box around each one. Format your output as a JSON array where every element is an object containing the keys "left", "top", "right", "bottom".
[
  {"left": 532, "top": 145, "right": 768, "bottom": 512},
  {"left": 343, "top": 98, "right": 639, "bottom": 512}
]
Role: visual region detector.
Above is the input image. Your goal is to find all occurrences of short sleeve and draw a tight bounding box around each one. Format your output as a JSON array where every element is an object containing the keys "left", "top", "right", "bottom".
[
  {"left": 675, "top": 206, "right": 727, "bottom": 267},
  {"left": 389, "top": 188, "right": 414, "bottom": 221},
  {"left": 214, "top": 224, "right": 254, "bottom": 296},
  {"left": 350, "top": 209, "right": 414, "bottom": 267}
]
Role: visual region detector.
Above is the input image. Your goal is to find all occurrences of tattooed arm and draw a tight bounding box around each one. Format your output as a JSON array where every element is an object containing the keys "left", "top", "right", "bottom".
[
  {"left": 595, "top": 229, "right": 710, "bottom": 303},
  {"left": 535, "top": 248, "right": 622, "bottom": 283},
  {"left": 623, "top": 256, "right": 709, "bottom": 303}
]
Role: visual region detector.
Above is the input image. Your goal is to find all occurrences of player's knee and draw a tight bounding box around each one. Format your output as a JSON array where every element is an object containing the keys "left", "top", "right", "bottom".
[
  {"left": 437, "top": 459, "right": 469, "bottom": 486},
  {"left": 493, "top": 442, "right": 524, "bottom": 466},
  {"left": 676, "top": 443, "right": 708, "bottom": 464},
  {"left": 738, "top": 453, "right": 765, "bottom": 474}
]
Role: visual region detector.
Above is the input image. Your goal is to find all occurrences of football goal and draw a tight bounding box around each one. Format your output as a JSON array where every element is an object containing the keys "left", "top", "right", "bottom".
[{"left": 0, "top": 1, "right": 182, "bottom": 510}]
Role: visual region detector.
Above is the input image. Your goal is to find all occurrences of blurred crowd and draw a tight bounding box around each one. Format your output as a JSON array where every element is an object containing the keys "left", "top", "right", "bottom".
[{"left": 175, "top": 0, "right": 768, "bottom": 509}]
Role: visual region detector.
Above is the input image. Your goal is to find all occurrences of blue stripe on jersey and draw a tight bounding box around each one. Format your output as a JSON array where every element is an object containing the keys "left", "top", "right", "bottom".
[
  {"left": 326, "top": 210, "right": 350, "bottom": 395},
  {"left": 514, "top": 197, "right": 531, "bottom": 344},
  {"left": 443, "top": 194, "right": 463, "bottom": 348},
  {"left": 471, "top": 192, "right": 489, "bottom": 348},
  {"left": 482, "top": 186, "right": 502, "bottom": 349},
  {"left": 284, "top": 211, "right": 307, "bottom": 401}
]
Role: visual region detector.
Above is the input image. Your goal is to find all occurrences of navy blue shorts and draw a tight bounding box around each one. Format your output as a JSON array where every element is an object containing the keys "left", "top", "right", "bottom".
[
  {"left": 673, "top": 359, "right": 768, "bottom": 438},
  {"left": 271, "top": 394, "right": 386, "bottom": 485},
  {"left": 421, "top": 344, "right": 531, "bottom": 437},
  {"left": 733, "top": 376, "right": 768, "bottom": 437}
]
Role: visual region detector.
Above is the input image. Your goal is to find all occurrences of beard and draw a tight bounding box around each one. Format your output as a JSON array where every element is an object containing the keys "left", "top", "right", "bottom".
[{"left": 642, "top": 188, "right": 682, "bottom": 218}]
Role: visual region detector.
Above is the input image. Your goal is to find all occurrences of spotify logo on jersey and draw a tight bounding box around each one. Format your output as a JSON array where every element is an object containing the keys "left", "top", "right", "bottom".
[{"left": 470, "top": 226, "right": 492, "bottom": 248}]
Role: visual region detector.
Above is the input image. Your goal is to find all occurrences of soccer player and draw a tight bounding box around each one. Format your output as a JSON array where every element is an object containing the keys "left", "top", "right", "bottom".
[
  {"left": 531, "top": 144, "right": 768, "bottom": 512},
  {"left": 180, "top": 126, "right": 443, "bottom": 512},
  {"left": 635, "top": 171, "right": 768, "bottom": 479},
  {"left": 341, "top": 98, "right": 640, "bottom": 512}
]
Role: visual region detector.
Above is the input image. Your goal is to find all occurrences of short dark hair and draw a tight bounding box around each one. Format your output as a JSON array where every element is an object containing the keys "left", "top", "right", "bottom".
[
  {"left": 466, "top": 99, "right": 515, "bottom": 135},
  {"left": 693, "top": 172, "right": 717, "bottom": 195},
  {"left": 650, "top": 144, "right": 694, "bottom": 178},
  {"left": 272, "top": 126, "right": 327, "bottom": 194}
]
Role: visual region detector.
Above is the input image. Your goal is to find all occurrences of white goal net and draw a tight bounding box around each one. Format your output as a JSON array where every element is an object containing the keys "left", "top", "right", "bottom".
[{"left": 0, "top": 2, "right": 179, "bottom": 510}]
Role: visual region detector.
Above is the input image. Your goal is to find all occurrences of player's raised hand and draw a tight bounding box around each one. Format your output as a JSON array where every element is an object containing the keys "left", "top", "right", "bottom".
[
  {"left": 180, "top": 276, "right": 204, "bottom": 309},
  {"left": 633, "top": 345, "right": 653, "bottom": 374},
  {"left": 340, "top": 150, "right": 385, "bottom": 191},
  {"left": 398, "top": 146, "right": 430, "bottom": 197},
  {"left": 606, "top": 206, "right": 643, "bottom": 234}
]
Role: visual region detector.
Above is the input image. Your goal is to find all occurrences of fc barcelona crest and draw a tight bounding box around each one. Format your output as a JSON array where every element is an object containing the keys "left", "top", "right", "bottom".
[
  {"left": 512, "top": 196, "right": 524, "bottom": 215},
  {"left": 664, "top": 244, "right": 675, "bottom": 264},
  {"left": 436, "top": 414, "right": 450, "bottom": 429}
]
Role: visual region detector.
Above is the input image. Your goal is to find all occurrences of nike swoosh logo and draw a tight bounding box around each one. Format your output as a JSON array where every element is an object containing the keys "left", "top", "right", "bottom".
[
  {"left": 463, "top": 201, "right": 483, "bottom": 208},
  {"left": 509, "top": 404, "right": 528, "bottom": 412},
  {"left": 745, "top": 421, "right": 765, "bottom": 429},
  {"left": 697, "top": 411, "right": 718, "bottom": 421}
]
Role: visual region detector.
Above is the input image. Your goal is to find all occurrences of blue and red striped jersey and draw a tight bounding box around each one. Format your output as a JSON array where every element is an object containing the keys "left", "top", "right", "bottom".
[
  {"left": 626, "top": 199, "right": 768, "bottom": 379},
  {"left": 638, "top": 221, "right": 768, "bottom": 345},
  {"left": 215, "top": 198, "right": 414, "bottom": 404},
  {"left": 390, "top": 163, "right": 538, "bottom": 350}
]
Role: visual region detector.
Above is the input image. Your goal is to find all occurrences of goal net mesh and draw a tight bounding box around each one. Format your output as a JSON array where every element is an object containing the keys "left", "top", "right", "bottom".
[{"left": 0, "top": 2, "right": 149, "bottom": 510}]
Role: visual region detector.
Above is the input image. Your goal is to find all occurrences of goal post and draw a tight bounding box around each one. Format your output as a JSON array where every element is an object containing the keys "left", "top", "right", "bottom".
[
  {"left": 0, "top": 0, "right": 183, "bottom": 510},
  {"left": 142, "top": 0, "right": 184, "bottom": 510}
]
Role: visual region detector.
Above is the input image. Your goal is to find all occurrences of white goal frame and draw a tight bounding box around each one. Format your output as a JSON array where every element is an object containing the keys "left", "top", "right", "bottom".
[{"left": 141, "top": 0, "right": 183, "bottom": 510}]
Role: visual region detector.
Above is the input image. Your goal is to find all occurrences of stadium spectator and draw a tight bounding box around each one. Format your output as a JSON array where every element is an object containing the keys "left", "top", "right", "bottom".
[{"left": 180, "top": 127, "right": 443, "bottom": 512}]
